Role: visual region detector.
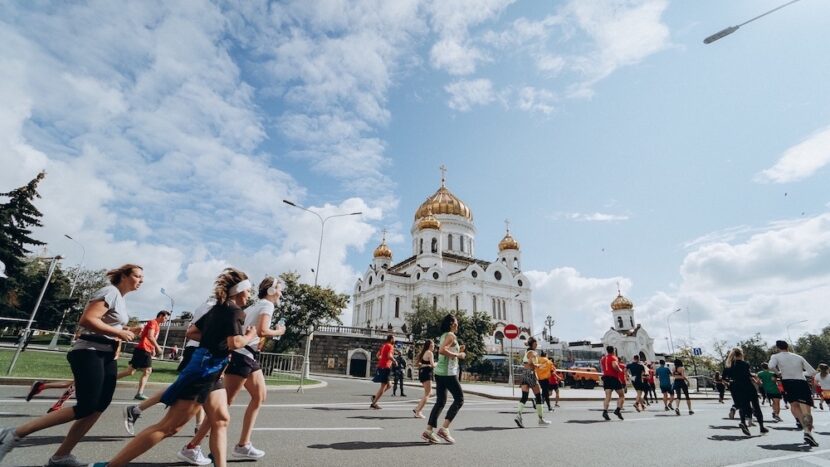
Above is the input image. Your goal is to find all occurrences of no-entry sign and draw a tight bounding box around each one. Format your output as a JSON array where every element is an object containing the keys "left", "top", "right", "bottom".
[{"left": 504, "top": 323, "right": 519, "bottom": 340}]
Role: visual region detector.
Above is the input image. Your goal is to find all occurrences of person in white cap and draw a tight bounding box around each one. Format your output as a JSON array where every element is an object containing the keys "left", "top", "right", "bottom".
[{"left": 98, "top": 268, "right": 258, "bottom": 467}]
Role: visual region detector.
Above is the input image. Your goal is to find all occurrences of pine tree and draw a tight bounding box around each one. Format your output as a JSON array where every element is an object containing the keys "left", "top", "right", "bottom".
[{"left": 0, "top": 171, "right": 46, "bottom": 277}]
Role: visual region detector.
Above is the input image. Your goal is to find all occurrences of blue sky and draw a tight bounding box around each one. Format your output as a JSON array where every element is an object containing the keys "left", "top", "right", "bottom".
[{"left": 2, "top": 1, "right": 829, "bottom": 352}]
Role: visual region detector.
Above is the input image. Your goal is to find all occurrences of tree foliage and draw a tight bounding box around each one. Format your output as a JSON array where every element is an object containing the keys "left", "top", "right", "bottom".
[
  {"left": 736, "top": 333, "right": 773, "bottom": 370},
  {"left": 264, "top": 272, "right": 348, "bottom": 353},
  {"left": 796, "top": 326, "right": 830, "bottom": 367},
  {"left": 405, "top": 297, "right": 494, "bottom": 366}
]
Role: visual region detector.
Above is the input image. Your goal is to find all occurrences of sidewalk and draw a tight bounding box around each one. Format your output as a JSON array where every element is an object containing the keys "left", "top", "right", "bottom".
[{"left": 455, "top": 382, "right": 722, "bottom": 401}]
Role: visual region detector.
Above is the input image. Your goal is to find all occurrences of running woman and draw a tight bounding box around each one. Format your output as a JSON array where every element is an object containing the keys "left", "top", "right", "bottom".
[
  {"left": 671, "top": 359, "right": 693, "bottom": 415},
  {"left": 646, "top": 363, "right": 657, "bottom": 405},
  {"left": 548, "top": 360, "right": 561, "bottom": 408},
  {"left": 117, "top": 310, "right": 170, "bottom": 400},
  {"left": 178, "top": 276, "right": 286, "bottom": 462},
  {"left": 97, "top": 268, "right": 258, "bottom": 467},
  {"left": 655, "top": 360, "right": 673, "bottom": 411},
  {"left": 371, "top": 335, "right": 396, "bottom": 409},
  {"left": 757, "top": 363, "right": 783, "bottom": 421},
  {"left": 413, "top": 340, "right": 435, "bottom": 419},
  {"left": 817, "top": 364, "right": 830, "bottom": 410},
  {"left": 600, "top": 345, "right": 625, "bottom": 420},
  {"left": 0, "top": 264, "right": 143, "bottom": 467},
  {"left": 714, "top": 371, "right": 726, "bottom": 404},
  {"left": 626, "top": 355, "right": 647, "bottom": 412},
  {"left": 769, "top": 340, "right": 819, "bottom": 446},
  {"left": 514, "top": 337, "right": 551, "bottom": 427},
  {"left": 536, "top": 350, "right": 555, "bottom": 412},
  {"left": 724, "top": 348, "right": 767, "bottom": 436},
  {"left": 421, "top": 314, "right": 465, "bottom": 444}
]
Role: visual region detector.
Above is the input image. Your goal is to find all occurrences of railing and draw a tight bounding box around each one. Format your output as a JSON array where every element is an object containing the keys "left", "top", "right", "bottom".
[
  {"left": 258, "top": 352, "right": 305, "bottom": 384},
  {"left": 315, "top": 325, "right": 410, "bottom": 340}
]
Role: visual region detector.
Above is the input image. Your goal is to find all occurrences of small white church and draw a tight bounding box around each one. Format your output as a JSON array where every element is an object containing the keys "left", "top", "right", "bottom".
[
  {"left": 601, "top": 290, "right": 656, "bottom": 362},
  {"left": 351, "top": 169, "right": 532, "bottom": 354}
]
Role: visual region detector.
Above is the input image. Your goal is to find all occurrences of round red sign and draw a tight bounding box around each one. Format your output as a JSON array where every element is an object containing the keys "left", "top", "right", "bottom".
[{"left": 503, "top": 324, "right": 519, "bottom": 340}]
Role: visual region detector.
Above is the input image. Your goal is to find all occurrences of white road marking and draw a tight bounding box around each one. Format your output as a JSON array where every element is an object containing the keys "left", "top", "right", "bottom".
[
  {"left": 802, "top": 456, "right": 830, "bottom": 467},
  {"left": 253, "top": 427, "right": 383, "bottom": 431},
  {"left": 724, "top": 449, "right": 830, "bottom": 467}
]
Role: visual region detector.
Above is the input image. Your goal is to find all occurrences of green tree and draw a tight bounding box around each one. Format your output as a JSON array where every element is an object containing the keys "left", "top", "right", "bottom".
[
  {"left": 0, "top": 172, "right": 47, "bottom": 317},
  {"left": 796, "top": 326, "right": 830, "bottom": 367},
  {"left": 736, "top": 333, "right": 772, "bottom": 370},
  {"left": 265, "top": 272, "right": 348, "bottom": 353},
  {"left": 405, "top": 296, "right": 494, "bottom": 366}
]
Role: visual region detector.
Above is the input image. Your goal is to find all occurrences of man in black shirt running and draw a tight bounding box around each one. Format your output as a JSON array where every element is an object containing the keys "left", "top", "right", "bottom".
[{"left": 626, "top": 355, "right": 647, "bottom": 412}]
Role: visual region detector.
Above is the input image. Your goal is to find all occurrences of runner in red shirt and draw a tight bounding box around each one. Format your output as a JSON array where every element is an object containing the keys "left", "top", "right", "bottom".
[
  {"left": 117, "top": 311, "right": 169, "bottom": 400},
  {"left": 600, "top": 345, "right": 625, "bottom": 420},
  {"left": 370, "top": 335, "right": 396, "bottom": 409}
]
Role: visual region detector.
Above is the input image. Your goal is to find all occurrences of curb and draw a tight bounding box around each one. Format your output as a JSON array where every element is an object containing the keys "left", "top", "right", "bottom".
[{"left": 0, "top": 377, "right": 327, "bottom": 392}]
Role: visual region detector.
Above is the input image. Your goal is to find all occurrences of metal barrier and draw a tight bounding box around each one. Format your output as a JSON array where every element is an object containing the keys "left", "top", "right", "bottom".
[{"left": 258, "top": 352, "right": 305, "bottom": 385}]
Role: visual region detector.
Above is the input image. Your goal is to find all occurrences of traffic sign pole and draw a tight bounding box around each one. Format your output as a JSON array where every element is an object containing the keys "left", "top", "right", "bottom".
[{"left": 503, "top": 324, "right": 520, "bottom": 396}]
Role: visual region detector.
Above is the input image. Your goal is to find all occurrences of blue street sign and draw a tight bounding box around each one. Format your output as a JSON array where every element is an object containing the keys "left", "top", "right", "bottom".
[{"left": 693, "top": 347, "right": 702, "bottom": 356}]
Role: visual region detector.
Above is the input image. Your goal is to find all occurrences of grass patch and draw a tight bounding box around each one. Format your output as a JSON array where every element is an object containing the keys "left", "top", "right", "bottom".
[{"left": 0, "top": 349, "right": 317, "bottom": 386}]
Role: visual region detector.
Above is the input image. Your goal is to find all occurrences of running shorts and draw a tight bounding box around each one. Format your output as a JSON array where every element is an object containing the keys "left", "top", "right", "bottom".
[
  {"left": 782, "top": 379, "right": 814, "bottom": 406},
  {"left": 418, "top": 367, "right": 434, "bottom": 383},
  {"left": 660, "top": 384, "right": 672, "bottom": 393},
  {"left": 176, "top": 346, "right": 198, "bottom": 373},
  {"left": 129, "top": 348, "right": 153, "bottom": 369},
  {"left": 520, "top": 368, "right": 539, "bottom": 387},
  {"left": 373, "top": 367, "right": 391, "bottom": 384},
  {"left": 225, "top": 351, "right": 262, "bottom": 378},
  {"left": 633, "top": 379, "right": 647, "bottom": 391},
  {"left": 602, "top": 376, "right": 623, "bottom": 391},
  {"left": 767, "top": 392, "right": 782, "bottom": 399}
]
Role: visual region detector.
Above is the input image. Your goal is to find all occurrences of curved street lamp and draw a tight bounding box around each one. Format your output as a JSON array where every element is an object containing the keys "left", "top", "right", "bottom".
[
  {"left": 667, "top": 308, "right": 682, "bottom": 354},
  {"left": 704, "top": 0, "right": 802, "bottom": 44},
  {"left": 48, "top": 235, "right": 85, "bottom": 350},
  {"left": 786, "top": 319, "right": 808, "bottom": 352}
]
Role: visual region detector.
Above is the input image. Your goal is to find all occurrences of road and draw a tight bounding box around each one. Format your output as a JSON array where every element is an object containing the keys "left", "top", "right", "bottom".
[{"left": 1, "top": 377, "right": 829, "bottom": 466}]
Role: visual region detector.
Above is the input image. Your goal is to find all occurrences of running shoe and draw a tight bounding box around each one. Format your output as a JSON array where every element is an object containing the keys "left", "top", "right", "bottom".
[
  {"left": 748, "top": 419, "right": 755, "bottom": 427},
  {"left": 739, "top": 422, "right": 751, "bottom": 436},
  {"left": 602, "top": 410, "right": 611, "bottom": 421},
  {"left": 123, "top": 405, "right": 140, "bottom": 436},
  {"left": 772, "top": 414, "right": 782, "bottom": 422},
  {"left": 370, "top": 403, "right": 381, "bottom": 410},
  {"left": 514, "top": 414, "right": 524, "bottom": 428},
  {"left": 134, "top": 393, "right": 148, "bottom": 401},
  {"left": 760, "top": 427, "right": 769, "bottom": 434},
  {"left": 232, "top": 443, "right": 265, "bottom": 459},
  {"left": 614, "top": 408, "right": 624, "bottom": 420},
  {"left": 436, "top": 428, "right": 455, "bottom": 444},
  {"left": 413, "top": 411, "right": 425, "bottom": 419},
  {"left": 554, "top": 403, "right": 560, "bottom": 408},
  {"left": 634, "top": 403, "right": 641, "bottom": 412},
  {"left": 804, "top": 432, "right": 819, "bottom": 447},
  {"left": 177, "top": 445, "right": 212, "bottom": 466},
  {"left": 664, "top": 406, "right": 669, "bottom": 412},
  {"left": 689, "top": 410, "right": 695, "bottom": 415},
  {"left": 538, "top": 418, "right": 551, "bottom": 426},
  {"left": 45, "top": 454, "right": 84, "bottom": 466},
  {"left": 421, "top": 430, "right": 439, "bottom": 444},
  {"left": 728, "top": 407, "right": 736, "bottom": 419},
  {"left": 674, "top": 407, "right": 680, "bottom": 416},
  {"left": 88, "top": 463, "right": 108, "bottom": 467},
  {"left": 796, "top": 421, "right": 803, "bottom": 430},
  {"left": 26, "top": 381, "right": 45, "bottom": 401},
  {"left": 0, "top": 427, "right": 18, "bottom": 463}
]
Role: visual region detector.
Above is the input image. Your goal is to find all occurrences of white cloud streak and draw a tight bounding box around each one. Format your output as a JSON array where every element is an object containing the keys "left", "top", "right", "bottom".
[{"left": 756, "top": 125, "right": 830, "bottom": 183}]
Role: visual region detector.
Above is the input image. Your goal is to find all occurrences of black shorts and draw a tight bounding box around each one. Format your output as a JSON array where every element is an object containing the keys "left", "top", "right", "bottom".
[
  {"left": 767, "top": 392, "right": 782, "bottom": 399},
  {"left": 176, "top": 346, "right": 198, "bottom": 373},
  {"left": 633, "top": 379, "right": 647, "bottom": 391},
  {"left": 373, "top": 367, "right": 391, "bottom": 383},
  {"left": 660, "top": 384, "right": 672, "bottom": 394},
  {"left": 225, "top": 352, "right": 262, "bottom": 378},
  {"left": 602, "top": 376, "right": 623, "bottom": 391},
  {"left": 418, "top": 367, "right": 433, "bottom": 383},
  {"left": 129, "top": 348, "right": 153, "bottom": 369},
  {"left": 782, "top": 379, "right": 814, "bottom": 406}
]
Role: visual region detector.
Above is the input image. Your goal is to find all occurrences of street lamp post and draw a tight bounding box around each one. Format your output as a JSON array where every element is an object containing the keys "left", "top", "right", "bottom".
[
  {"left": 160, "top": 288, "right": 174, "bottom": 353},
  {"left": 786, "top": 319, "right": 808, "bottom": 352},
  {"left": 49, "top": 235, "right": 85, "bottom": 350},
  {"left": 8, "top": 256, "right": 62, "bottom": 375},
  {"left": 667, "top": 308, "right": 682, "bottom": 354},
  {"left": 704, "top": 0, "right": 802, "bottom": 44},
  {"left": 544, "top": 315, "right": 555, "bottom": 344},
  {"left": 283, "top": 199, "right": 362, "bottom": 392}
]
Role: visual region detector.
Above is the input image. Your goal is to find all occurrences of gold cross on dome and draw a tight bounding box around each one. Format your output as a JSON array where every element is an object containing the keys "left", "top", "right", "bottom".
[
  {"left": 381, "top": 228, "right": 388, "bottom": 241},
  {"left": 504, "top": 219, "right": 511, "bottom": 233},
  {"left": 440, "top": 164, "right": 447, "bottom": 186}
]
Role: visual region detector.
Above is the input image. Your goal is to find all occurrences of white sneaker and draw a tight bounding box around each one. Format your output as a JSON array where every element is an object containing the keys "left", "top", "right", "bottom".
[
  {"left": 0, "top": 427, "right": 18, "bottom": 463},
  {"left": 232, "top": 443, "right": 265, "bottom": 459},
  {"left": 177, "top": 445, "right": 211, "bottom": 466},
  {"left": 46, "top": 454, "right": 84, "bottom": 466},
  {"left": 538, "top": 418, "right": 551, "bottom": 426}
]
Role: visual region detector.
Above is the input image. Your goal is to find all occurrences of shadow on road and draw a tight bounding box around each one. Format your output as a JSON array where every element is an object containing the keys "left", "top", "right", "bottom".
[
  {"left": 309, "top": 441, "right": 430, "bottom": 450},
  {"left": 0, "top": 413, "right": 32, "bottom": 418},
  {"left": 565, "top": 420, "right": 607, "bottom": 424},
  {"left": 307, "top": 407, "right": 365, "bottom": 411},
  {"left": 771, "top": 426, "right": 800, "bottom": 431},
  {"left": 348, "top": 415, "right": 415, "bottom": 420},
  {"left": 709, "top": 425, "right": 740, "bottom": 430},
  {"left": 758, "top": 443, "right": 812, "bottom": 452},
  {"left": 459, "top": 426, "right": 517, "bottom": 432},
  {"left": 707, "top": 434, "right": 754, "bottom": 441},
  {"left": 15, "top": 435, "right": 129, "bottom": 448}
]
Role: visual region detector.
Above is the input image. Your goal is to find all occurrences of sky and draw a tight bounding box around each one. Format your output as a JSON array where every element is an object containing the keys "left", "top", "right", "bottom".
[{"left": 2, "top": 0, "right": 829, "bottom": 354}]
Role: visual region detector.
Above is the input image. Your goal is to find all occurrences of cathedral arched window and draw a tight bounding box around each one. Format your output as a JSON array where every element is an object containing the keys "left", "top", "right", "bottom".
[
  {"left": 630, "top": 317, "right": 634, "bottom": 327},
  {"left": 460, "top": 235, "right": 465, "bottom": 252},
  {"left": 520, "top": 302, "right": 524, "bottom": 322},
  {"left": 473, "top": 295, "right": 477, "bottom": 312},
  {"left": 617, "top": 316, "right": 624, "bottom": 329},
  {"left": 513, "top": 258, "right": 519, "bottom": 270},
  {"left": 455, "top": 296, "right": 459, "bottom": 311},
  {"left": 492, "top": 298, "right": 496, "bottom": 319},
  {"left": 419, "top": 238, "right": 423, "bottom": 254},
  {"left": 447, "top": 234, "right": 453, "bottom": 251},
  {"left": 431, "top": 238, "right": 438, "bottom": 253},
  {"left": 395, "top": 297, "right": 400, "bottom": 318},
  {"left": 432, "top": 296, "right": 437, "bottom": 311}
]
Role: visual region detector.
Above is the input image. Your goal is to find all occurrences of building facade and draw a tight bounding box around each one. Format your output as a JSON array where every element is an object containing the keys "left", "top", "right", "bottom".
[
  {"left": 351, "top": 175, "right": 532, "bottom": 354},
  {"left": 600, "top": 291, "right": 656, "bottom": 362}
]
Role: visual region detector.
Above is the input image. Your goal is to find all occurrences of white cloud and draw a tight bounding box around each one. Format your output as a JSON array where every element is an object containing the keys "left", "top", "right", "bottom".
[
  {"left": 552, "top": 211, "right": 630, "bottom": 222},
  {"left": 445, "top": 78, "right": 496, "bottom": 111},
  {"left": 756, "top": 125, "right": 830, "bottom": 183},
  {"left": 516, "top": 86, "right": 557, "bottom": 114}
]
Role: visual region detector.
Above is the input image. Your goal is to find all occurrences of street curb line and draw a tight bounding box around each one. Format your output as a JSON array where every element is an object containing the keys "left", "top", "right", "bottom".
[{"left": 0, "top": 376, "right": 327, "bottom": 392}]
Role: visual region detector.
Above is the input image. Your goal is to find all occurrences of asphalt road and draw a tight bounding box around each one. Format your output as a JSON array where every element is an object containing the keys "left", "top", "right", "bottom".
[{"left": 1, "top": 377, "right": 830, "bottom": 466}]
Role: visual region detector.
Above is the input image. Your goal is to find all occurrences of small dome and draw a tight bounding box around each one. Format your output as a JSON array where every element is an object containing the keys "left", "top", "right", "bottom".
[
  {"left": 498, "top": 231, "right": 520, "bottom": 251},
  {"left": 611, "top": 293, "right": 634, "bottom": 310},
  {"left": 417, "top": 210, "right": 441, "bottom": 230},
  {"left": 373, "top": 239, "right": 392, "bottom": 259}
]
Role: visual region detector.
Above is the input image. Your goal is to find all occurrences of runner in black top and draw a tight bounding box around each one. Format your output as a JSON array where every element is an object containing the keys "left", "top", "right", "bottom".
[
  {"left": 101, "top": 268, "right": 257, "bottom": 467},
  {"left": 626, "top": 355, "right": 647, "bottom": 412},
  {"left": 723, "top": 348, "right": 767, "bottom": 436},
  {"left": 413, "top": 340, "right": 435, "bottom": 419}
]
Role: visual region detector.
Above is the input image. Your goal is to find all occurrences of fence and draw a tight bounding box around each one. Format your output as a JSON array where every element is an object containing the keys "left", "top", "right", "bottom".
[{"left": 257, "top": 351, "right": 305, "bottom": 385}]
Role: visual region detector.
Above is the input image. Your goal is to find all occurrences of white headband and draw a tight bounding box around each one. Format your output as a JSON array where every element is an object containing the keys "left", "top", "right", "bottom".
[{"left": 229, "top": 279, "right": 252, "bottom": 296}]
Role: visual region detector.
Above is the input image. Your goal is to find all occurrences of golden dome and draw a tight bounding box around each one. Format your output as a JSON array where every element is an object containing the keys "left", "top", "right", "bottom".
[
  {"left": 373, "top": 239, "right": 392, "bottom": 259},
  {"left": 498, "top": 231, "right": 520, "bottom": 251},
  {"left": 414, "top": 185, "right": 473, "bottom": 222},
  {"left": 611, "top": 293, "right": 634, "bottom": 310},
  {"left": 417, "top": 208, "right": 441, "bottom": 230}
]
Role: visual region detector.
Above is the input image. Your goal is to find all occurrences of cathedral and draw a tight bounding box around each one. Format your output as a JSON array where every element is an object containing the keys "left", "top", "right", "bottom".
[
  {"left": 351, "top": 170, "right": 532, "bottom": 354},
  {"left": 600, "top": 290, "right": 656, "bottom": 362}
]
